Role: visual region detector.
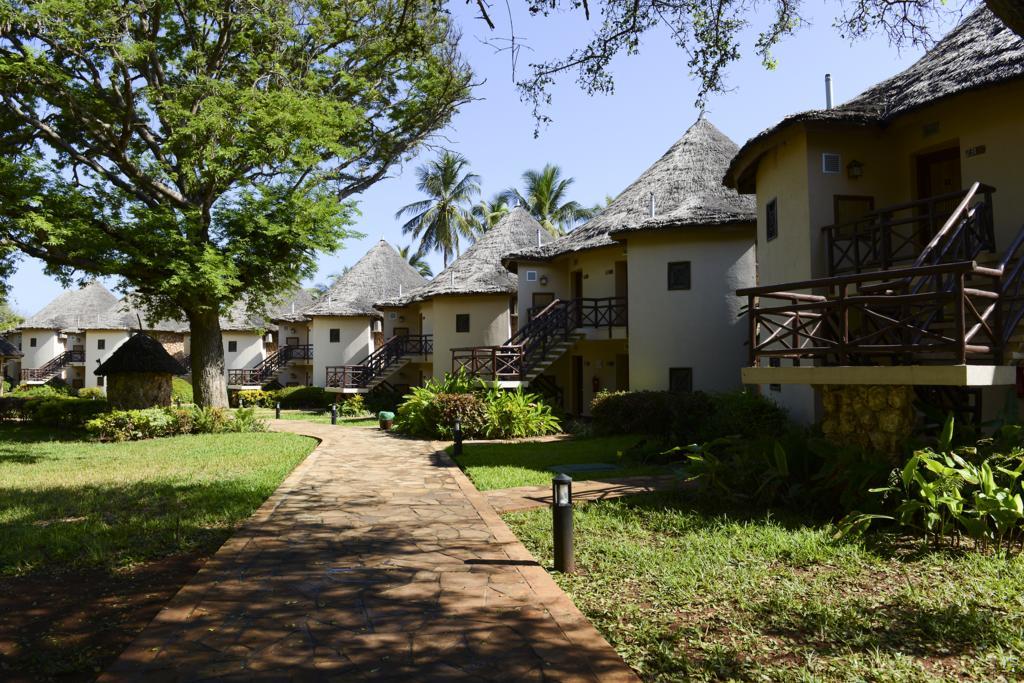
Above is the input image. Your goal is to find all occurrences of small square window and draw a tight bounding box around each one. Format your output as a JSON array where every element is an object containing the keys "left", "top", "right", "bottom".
[
  {"left": 228, "top": 340, "right": 237, "bottom": 353},
  {"left": 526, "top": 270, "right": 538, "bottom": 282},
  {"left": 29, "top": 337, "right": 37, "bottom": 348},
  {"left": 669, "top": 367, "right": 692, "bottom": 393},
  {"left": 766, "top": 198, "right": 778, "bottom": 242},
  {"left": 667, "top": 262, "right": 691, "bottom": 290},
  {"left": 97, "top": 375, "right": 104, "bottom": 387},
  {"left": 97, "top": 339, "right": 106, "bottom": 350},
  {"left": 329, "top": 328, "right": 340, "bottom": 343},
  {"left": 455, "top": 314, "right": 470, "bottom": 333}
]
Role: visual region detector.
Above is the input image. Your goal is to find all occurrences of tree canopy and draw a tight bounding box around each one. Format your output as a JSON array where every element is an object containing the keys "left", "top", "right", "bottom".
[{"left": 0, "top": 0, "right": 472, "bottom": 405}]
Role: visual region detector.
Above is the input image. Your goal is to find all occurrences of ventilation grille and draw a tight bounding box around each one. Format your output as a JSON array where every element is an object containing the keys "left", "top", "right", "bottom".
[{"left": 822, "top": 153, "right": 841, "bottom": 175}]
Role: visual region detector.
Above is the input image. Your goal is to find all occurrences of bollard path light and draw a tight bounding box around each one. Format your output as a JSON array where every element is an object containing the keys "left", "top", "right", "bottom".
[
  {"left": 552, "top": 473, "right": 575, "bottom": 574},
  {"left": 453, "top": 419, "right": 463, "bottom": 456},
  {"left": 275, "top": 401, "right": 281, "bottom": 419},
  {"left": 330, "top": 403, "right": 338, "bottom": 425}
]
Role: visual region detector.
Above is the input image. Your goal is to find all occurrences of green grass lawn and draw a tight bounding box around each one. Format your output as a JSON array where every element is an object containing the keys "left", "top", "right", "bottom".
[
  {"left": 0, "top": 424, "right": 317, "bottom": 575},
  {"left": 251, "top": 407, "right": 378, "bottom": 427},
  {"left": 452, "top": 435, "right": 673, "bottom": 491},
  {"left": 506, "top": 492, "right": 1024, "bottom": 681}
]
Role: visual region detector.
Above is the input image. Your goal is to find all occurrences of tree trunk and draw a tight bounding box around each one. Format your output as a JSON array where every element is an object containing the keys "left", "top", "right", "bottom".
[
  {"left": 187, "top": 308, "right": 229, "bottom": 408},
  {"left": 987, "top": 0, "right": 1024, "bottom": 38}
]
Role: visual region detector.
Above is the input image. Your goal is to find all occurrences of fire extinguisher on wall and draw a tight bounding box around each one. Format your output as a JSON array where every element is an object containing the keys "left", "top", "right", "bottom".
[{"left": 592, "top": 376, "right": 600, "bottom": 393}]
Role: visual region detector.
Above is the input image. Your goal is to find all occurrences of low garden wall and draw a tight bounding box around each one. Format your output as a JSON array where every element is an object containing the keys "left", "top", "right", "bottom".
[{"left": 818, "top": 384, "right": 917, "bottom": 457}]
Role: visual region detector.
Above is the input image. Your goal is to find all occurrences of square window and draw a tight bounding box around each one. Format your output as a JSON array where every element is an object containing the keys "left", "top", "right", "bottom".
[
  {"left": 526, "top": 270, "right": 538, "bottom": 282},
  {"left": 766, "top": 198, "right": 778, "bottom": 242},
  {"left": 329, "top": 328, "right": 340, "bottom": 343},
  {"left": 455, "top": 314, "right": 470, "bottom": 333},
  {"left": 668, "top": 367, "right": 692, "bottom": 393},
  {"left": 228, "top": 340, "right": 237, "bottom": 352},
  {"left": 29, "top": 337, "right": 37, "bottom": 348},
  {"left": 667, "top": 261, "right": 691, "bottom": 290},
  {"left": 97, "top": 339, "right": 106, "bottom": 350}
]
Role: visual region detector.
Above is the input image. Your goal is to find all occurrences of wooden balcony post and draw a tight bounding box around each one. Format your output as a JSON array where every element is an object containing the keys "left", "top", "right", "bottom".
[
  {"left": 747, "top": 295, "right": 757, "bottom": 367},
  {"left": 838, "top": 283, "right": 849, "bottom": 365},
  {"left": 490, "top": 347, "right": 497, "bottom": 382},
  {"left": 956, "top": 272, "right": 967, "bottom": 364}
]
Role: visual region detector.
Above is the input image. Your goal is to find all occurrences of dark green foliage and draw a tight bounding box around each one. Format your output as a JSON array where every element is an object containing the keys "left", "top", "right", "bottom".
[
  {"left": 434, "top": 393, "right": 487, "bottom": 438},
  {"left": 0, "top": 395, "right": 110, "bottom": 427},
  {"left": 364, "top": 386, "right": 401, "bottom": 414},
  {"left": 339, "top": 394, "right": 366, "bottom": 417},
  {"left": 591, "top": 389, "right": 788, "bottom": 443},
  {"left": 77, "top": 387, "right": 105, "bottom": 400},
  {"left": 275, "top": 386, "right": 331, "bottom": 410},
  {"left": 235, "top": 389, "right": 275, "bottom": 408}
]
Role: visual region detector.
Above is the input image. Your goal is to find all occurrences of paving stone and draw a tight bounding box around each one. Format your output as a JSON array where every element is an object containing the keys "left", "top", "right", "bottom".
[{"left": 100, "top": 423, "right": 637, "bottom": 682}]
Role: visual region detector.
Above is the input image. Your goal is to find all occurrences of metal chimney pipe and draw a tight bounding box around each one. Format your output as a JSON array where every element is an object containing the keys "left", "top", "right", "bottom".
[
  {"left": 825, "top": 73, "right": 833, "bottom": 110},
  {"left": 537, "top": 228, "right": 542, "bottom": 247},
  {"left": 649, "top": 192, "right": 656, "bottom": 218}
]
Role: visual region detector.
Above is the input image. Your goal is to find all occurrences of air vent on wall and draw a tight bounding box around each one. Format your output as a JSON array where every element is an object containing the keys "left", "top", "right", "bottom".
[{"left": 822, "top": 153, "right": 841, "bottom": 175}]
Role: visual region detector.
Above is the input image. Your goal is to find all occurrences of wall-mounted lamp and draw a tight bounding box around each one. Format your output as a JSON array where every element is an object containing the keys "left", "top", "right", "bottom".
[
  {"left": 846, "top": 160, "right": 864, "bottom": 179},
  {"left": 539, "top": 275, "right": 549, "bottom": 286}
]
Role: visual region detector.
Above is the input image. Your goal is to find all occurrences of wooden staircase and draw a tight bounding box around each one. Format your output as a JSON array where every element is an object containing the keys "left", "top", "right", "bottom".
[
  {"left": 21, "top": 349, "right": 84, "bottom": 383},
  {"left": 325, "top": 334, "right": 432, "bottom": 391}
]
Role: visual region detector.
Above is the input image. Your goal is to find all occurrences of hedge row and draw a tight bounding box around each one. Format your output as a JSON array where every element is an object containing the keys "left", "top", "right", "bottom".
[
  {"left": 0, "top": 396, "right": 110, "bottom": 428},
  {"left": 590, "top": 390, "right": 789, "bottom": 443}
]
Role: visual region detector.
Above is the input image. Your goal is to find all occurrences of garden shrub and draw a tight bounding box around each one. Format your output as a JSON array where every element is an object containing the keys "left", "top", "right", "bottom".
[
  {"left": 28, "top": 397, "right": 110, "bottom": 428},
  {"left": 77, "top": 387, "right": 105, "bottom": 400},
  {"left": 365, "top": 386, "right": 401, "bottom": 414},
  {"left": 340, "top": 394, "right": 366, "bottom": 416},
  {"left": 276, "top": 386, "right": 331, "bottom": 409},
  {"left": 393, "top": 372, "right": 560, "bottom": 440},
  {"left": 591, "top": 390, "right": 679, "bottom": 437},
  {"left": 236, "top": 389, "right": 275, "bottom": 408},
  {"left": 86, "top": 405, "right": 267, "bottom": 441},
  {"left": 12, "top": 384, "right": 66, "bottom": 398},
  {"left": 171, "top": 377, "right": 194, "bottom": 404}
]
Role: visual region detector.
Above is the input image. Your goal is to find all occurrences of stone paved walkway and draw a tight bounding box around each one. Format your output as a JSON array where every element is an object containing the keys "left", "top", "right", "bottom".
[
  {"left": 484, "top": 475, "right": 684, "bottom": 514},
  {"left": 102, "top": 423, "right": 638, "bottom": 682}
]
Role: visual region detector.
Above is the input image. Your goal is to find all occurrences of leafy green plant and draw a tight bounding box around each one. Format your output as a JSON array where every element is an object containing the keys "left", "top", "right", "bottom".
[
  {"left": 340, "top": 394, "right": 366, "bottom": 417},
  {"left": 236, "top": 389, "right": 275, "bottom": 408},
  {"left": 171, "top": 377, "right": 194, "bottom": 404},
  {"left": 275, "top": 386, "right": 331, "bottom": 409},
  {"left": 483, "top": 387, "right": 560, "bottom": 439},
  {"left": 227, "top": 407, "right": 268, "bottom": 433},
  {"left": 77, "top": 387, "right": 105, "bottom": 400}
]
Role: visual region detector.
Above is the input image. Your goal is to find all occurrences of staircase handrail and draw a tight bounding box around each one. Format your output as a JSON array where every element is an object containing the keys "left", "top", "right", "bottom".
[{"left": 998, "top": 224, "right": 1024, "bottom": 351}]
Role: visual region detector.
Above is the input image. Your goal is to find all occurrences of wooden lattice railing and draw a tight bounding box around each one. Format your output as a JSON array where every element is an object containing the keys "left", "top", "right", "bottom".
[
  {"left": 21, "top": 349, "right": 85, "bottom": 382},
  {"left": 324, "top": 334, "right": 432, "bottom": 389}
]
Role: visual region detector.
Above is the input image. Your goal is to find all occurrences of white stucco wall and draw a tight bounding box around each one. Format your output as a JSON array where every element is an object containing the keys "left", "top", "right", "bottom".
[
  {"left": 223, "top": 332, "right": 265, "bottom": 373},
  {"left": 84, "top": 330, "right": 131, "bottom": 389},
  {"left": 432, "top": 295, "right": 511, "bottom": 379},
  {"left": 20, "top": 329, "right": 62, "bottom": 371},
  {"left": 626, "top": 227, "right": 756, "bottom": 393},
  {"left": 310, "top": 316, "right": 372, "bottom": 387}
]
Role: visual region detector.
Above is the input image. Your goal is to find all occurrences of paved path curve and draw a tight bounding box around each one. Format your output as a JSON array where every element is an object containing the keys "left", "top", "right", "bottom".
[
  {"left": 102, "top": 422, "right": 638, "bottom": 682},
  {"left": 485, "top": 475, "right": 683, "bottom": 514}
]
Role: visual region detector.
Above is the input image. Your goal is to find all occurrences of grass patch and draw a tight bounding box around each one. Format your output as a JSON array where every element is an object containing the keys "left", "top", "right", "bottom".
[
  {"left": 252, "top": 407, "right": 378, "bottom": 427},
  {"left": 453, "top": 435, "right": 671, "bottom": 491},
  {"left": 0, "top": 423, "right": 316, "bottom": 575},
  {"left": 505, "top": 493, "right": 1024, "bottom": 681}
]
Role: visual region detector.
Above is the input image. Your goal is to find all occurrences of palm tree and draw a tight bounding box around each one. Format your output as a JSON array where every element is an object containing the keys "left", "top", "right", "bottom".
[
  {"left": 502, "top": 164, "right": 594, "bottom": 236},
  {"left": 470, "top": 193, "right": 510, "bottom": 233},
  {"left": 395, "top": 152, "right": 480, "bottom": 268},
  {"left": 398, "top": 244, "right": 433, "bottom": 278}
]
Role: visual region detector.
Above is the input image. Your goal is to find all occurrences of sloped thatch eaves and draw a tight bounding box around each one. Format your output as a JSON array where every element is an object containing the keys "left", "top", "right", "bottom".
[
  {"left": 94, "top": 333, "right": 185, "bottom": 376},
  {"left": 725, "top": 7, "right": 1024, "bottom": 191},
  {"left": 378, "top": 208, "right": 551, "bottom": 307},
  {"left": 83, "top": 296, "right": 190, "bottom": 333},
  {"left": 19, "top": 281, "right": 118, "bottom": 331},
  {"left": 301, "top": 240, "right": 427, "bottom": 318},
  {"left": 0, "top": 337, "right": 22, "bottom": 359},
  {"left": 507, "top": 118, "right": 754, "bottom": 264},
  {"left": 269, "top": 288, "right": 320, "bottom": 324}
]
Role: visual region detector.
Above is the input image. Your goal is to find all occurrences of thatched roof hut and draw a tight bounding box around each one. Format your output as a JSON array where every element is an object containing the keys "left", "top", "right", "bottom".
[
  {"left": 725, "top": 7, "right": 1024, "bottom": 190},
  {"left": 19, "top": 281, "right": 118, "bottom": 331},
  {"left": 301, "top": 240, "right": 427, "bottom": 317},
  {"left": 506, "top": 118, "right": 754, "bottom": 264},
  {"left": 95, "top": 333, "right": 184, "bottom": 408},
  {"left": 379, "top": 208, "right": 551, "bottom": 307}
]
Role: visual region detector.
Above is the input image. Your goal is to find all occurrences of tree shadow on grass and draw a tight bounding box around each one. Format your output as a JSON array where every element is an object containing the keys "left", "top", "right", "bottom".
[{"left": 0, "top": 479, "right": 279, "bottom": 574}]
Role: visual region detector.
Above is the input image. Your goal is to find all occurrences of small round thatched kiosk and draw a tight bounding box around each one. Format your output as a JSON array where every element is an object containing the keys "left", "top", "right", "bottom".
[{"left": 95, "top": 332, "right": 184, "bottom": 409}]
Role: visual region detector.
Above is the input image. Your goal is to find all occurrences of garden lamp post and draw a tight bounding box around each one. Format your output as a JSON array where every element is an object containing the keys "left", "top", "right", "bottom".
[
  {"left": 331, "top": 403, "right": 338, "bottom": 425},
  {"left": 275, "top": 402, "right": 281, "bottom": 419},
  {"left": 552, "top": 473, "right": 575, "bottom": 573},
  {"left": 453, "top": 419, "right": 463, "bottom": 456}
]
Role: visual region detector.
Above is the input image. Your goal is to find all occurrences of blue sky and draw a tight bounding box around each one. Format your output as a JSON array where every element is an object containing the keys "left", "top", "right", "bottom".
[{"left": 5, "top": 1, "right": 963, "bottom": 315}]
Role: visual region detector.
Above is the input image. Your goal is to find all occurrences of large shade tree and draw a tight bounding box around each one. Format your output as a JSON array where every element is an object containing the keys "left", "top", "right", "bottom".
[
  {"left": 395, "top": 151, "right": 480, "bottom": 267},
  {"left": 502, "top": 164, "right": 593, "bottom": 236},
  {"left": 0, "top": 0, "right": 471, "bottom": 406}
]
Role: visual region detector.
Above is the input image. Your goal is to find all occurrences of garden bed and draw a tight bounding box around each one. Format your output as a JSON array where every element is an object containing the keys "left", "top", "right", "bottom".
[
  {"left": 251, "top": 406, "right": 378, "bottom": 426},
  {"left": 505, "top": 492, "right": 1024, "bottom": 681},
  {"left": 0, "top": 424, "right": 316, "bottom": 678}
]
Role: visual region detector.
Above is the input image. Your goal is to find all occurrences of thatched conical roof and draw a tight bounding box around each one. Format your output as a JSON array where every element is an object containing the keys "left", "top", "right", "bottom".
[
  {"left": 725, "top": 7, "right": 1024, "bottom": 190},
  {"left": 0, "top": 337, "right": 22, "bottom": 359},
  {"left": 19, "top": 281, "right": 118, "bottom": 331},
  {"left": 268, "top": 288, "right": 320, "bottom": 323},
  {"left": 379, "top": 208, "right": 551, "bottom": 306},
  {"left": 507, "top": 118, "right": 754, "bottom": 263},
  {"left": 84, "top": 296, "right": 190, "bottom": 333},
  {"left": 302, "top": 240, "right": 427, "bottom": 317},
  {"left": 94, "top": 333, "right": 185, "bottom": 376}
]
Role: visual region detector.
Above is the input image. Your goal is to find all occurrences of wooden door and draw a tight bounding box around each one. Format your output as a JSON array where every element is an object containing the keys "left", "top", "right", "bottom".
[
  {"left": 531, "top": 292, "right": 555, "bottom": 321},
  {"left": 915, "top": 147, "right": 962, "bottom": 244},
  {"left": 615, "top": 353, "right": 629, "bottom": 391},
  {"left": 571, "top": 270, "right": 583, "bottom": 300}
]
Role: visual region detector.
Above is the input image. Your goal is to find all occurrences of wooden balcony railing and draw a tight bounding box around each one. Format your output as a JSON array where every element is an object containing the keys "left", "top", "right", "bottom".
[
  {"left": 823, "top": 184, "right": 995, "bottom": 276},
  {"left": 450, "top": 345, "right": 525, "bottom": 381},
  {"left": 324, "top": 334, "right": 432, "bottom": 389},
  {"left": 20, "top": 349, "right": 85, "bottom": 382}
]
